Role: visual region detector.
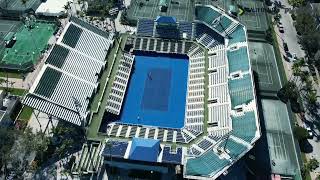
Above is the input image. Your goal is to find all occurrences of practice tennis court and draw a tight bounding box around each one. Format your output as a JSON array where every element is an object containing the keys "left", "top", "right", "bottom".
[
  {"left": 236, "top": 0, "right": 269, "bottom": 31},
  {"left": 1, "top": 22, "right": 55, "bottom": 68},
  {"left": 249, "top": 42, "right": 281, "bottom": 93},
  {"left": 0, "top": 19, "right": 21, "bottom": 39},
  {"left": 118, "top": 54, "right": 188, "bottom": 128},
  {"left": 0, "top": 0, "right": 39, "bottom": 10},
  {"left": 127, "top": 0, "right": 193, "bottom": 21},
  {"left": 261, "top": 99, "right": 300, "bottom": 177}
]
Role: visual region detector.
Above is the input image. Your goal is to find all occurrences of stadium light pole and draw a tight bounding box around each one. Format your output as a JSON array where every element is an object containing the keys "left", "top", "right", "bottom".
[{"left": 72, "top": 96, "right": 87, "bottom": 141}]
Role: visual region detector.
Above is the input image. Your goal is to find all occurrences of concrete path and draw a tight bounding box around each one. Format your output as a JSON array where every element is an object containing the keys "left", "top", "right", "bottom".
[{"left": 27, "top": 110, "right": 59, "bottom": 135}]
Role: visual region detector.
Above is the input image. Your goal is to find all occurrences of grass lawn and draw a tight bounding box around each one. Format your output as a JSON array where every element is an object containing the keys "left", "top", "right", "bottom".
[
  {"left": 0, "top": 71, "right": 23, "bottom": 78},
  {"left": 90, "top": 36, "right": 124, "bottom": 112},
  {"left": 18, "top": 106, "right": 33, "bottom": 120},
  {"left": 16, "top": 106, "right": 33, "bottom": 129},
  {"left": 302, "top": 153, "right": 312, "bottom": 180},
  {"left": 0, "top": 87, "right": 26, "bottom": 96},
  {"left": 87, "top": 34, "right": 127, "bottom": 140}
]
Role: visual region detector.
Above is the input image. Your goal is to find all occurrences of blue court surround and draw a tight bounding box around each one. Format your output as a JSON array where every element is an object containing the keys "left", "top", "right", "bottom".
[{"left": 119, "top": 55, "right": 188, "bottom": 128}]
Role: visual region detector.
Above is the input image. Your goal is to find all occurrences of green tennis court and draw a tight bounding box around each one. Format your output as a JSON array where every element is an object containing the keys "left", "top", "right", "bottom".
[
  {"left": 261, "top": 99, "right": 301, "bottom": 177},
  {"left": 1, "top": 22, "right": 55, "bottom": 67},
  {"left": 236, "top": 0, "right": 269, "bottom": 32},
  {"left": 249, "top": 42, "right": 281, "bottom": 94},
  {"left": 126, "top": 0, "right": 194, "bottom": 21},
  {"left": 0, "top": 19, "right": 21, "bottom": 39},
  {"left": 0, "top": 0, "right": 40, "bottom": 11}
]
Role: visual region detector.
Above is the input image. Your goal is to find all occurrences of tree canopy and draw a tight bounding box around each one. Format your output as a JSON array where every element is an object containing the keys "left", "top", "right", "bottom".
[
  {"left": 295, "top": 8, "right": 320, "bottom": 65},
  {"left": 294, "top": 126, "right": 309, "bottom": 142},
  {"left": 288, "top": 0, "right": 305, "bottom": 7}
]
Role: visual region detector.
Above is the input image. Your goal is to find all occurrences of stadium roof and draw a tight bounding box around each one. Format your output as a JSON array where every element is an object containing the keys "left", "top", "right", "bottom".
[
  {"left": 36, "top": 0, "right": 69, "bottom": 16},
  {"left": 123, "top": 4, "right": 260, "bottom": 179},
  {"left": 46, "top": 44, "right": 105, "bottom": 84},
  {"left": 129, "top": 138, "right": 160, "bottom": 162},
  {"left": 23, "top": 17, "right": 114, "bottom": 126}
]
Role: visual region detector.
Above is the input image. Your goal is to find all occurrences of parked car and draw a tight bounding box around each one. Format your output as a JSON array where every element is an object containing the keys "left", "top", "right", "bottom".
[
  {"left": 278, "top": 26, "right": 284, "bottom": 33},
  {"left": 306, "top": 126, "right": 313, "bottom": 138},
  {"left": 283, "top": 42, "right": 289, "bottom": 52},
  {"left": 303, "top": 123, "right": 314, "bottom": 138}
]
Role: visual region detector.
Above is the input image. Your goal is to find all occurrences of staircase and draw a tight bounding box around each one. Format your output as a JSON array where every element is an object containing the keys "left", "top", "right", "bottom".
[{"left": 71, "top": 142, "right": 104, "bottom": 175}]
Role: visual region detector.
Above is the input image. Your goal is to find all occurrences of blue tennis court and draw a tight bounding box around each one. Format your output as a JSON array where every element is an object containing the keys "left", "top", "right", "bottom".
[{"left": 119, "top": 55, "right": 189, "bottom": 128}]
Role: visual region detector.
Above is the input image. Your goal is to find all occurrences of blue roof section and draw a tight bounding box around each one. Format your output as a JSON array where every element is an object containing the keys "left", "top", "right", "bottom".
[
  {"left": 156, "top": 16, "right": 177, "bottom": 24},
  {"left": 129, "top": 138, "right": 161, "bottom": 162},
  {"left": 162, "top": 146, "right": 183, "bottom": 164}
]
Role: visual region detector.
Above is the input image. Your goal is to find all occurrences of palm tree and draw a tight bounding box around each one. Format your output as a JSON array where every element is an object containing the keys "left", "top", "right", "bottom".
[
  {"left": 306, "top": 90, "right": 319, "bottom": 105},
  {"left": 64, "top": 2, "right": 71, "bottom": 17}
]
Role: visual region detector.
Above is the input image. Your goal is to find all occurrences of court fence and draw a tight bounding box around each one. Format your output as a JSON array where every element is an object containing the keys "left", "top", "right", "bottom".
[{"left": 0, "top": 0, "right": 41, "bottom": 18}]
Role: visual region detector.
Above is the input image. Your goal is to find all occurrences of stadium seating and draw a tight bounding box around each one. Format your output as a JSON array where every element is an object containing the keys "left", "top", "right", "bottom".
[
  {"left": 148, "top": 128, "right": 156, "bottom": 138},
  {"left": 179, "top": 21, "right": 193, "bottom": 39},
  {"left": 134, "top": 37, "right": 191, "bottom": 54},
  {"left": 102, "top": 141, "right": 128, "bottom": 158},
  {"left": 213, "top": 16, "right": 232, "bottom": 34},
  {"left": 208, "top": 104, "right": 230, "bottom": 128},
  {"left": 218, "top": 138, "right": 248, "bottom": 159},
  {"left": 232, "top": 111, "right": 257, "bottom": 143},
  {"left": 186, "top": 117, "right": 204, "bottom": 124},
  {"left": 166, "top": 130, "right": 174, "bottom": 142},
  {"left": 62, "top": 24, "right": 83, "bottom": 48},
  {"left": 228, "top": 74, "right": 254, "bottom": 108},
  {"left": 73, "top": 27, "right": 112, "bottom": 62},
  {"left": 189, "top": 146, "right": 202, "bottom": 156},
  {"left": 228, "top": 25, "right": 246, "bottom": 45},
  {"left": 137, "top": 19, "right": 155, "bottom": 37},
  {"left": 208, "top": 84, "right": 228, "bottom": 104},
  {"left": 34, "top": 66, "right": 94, "bottom": 112},
  {"left": 70, "top": 17, "right": 111, "bottom": 39},
  {"left": 195, "top": 6, "right": 220, "bottom": 25},
  {"left": 208, "top": 135, "right": 221, "bottom": 142},
  {"left": 60, "top": 22, "right": 113, "bottom": 62},
  {"left": 106, "top": 53, "right": 134, "bottom": 115},
  {"left": 155, "top": 24, "right": 180, "bottom": 39},
  {"left": 162, "top": 146, "right": 182, "bottom": 164},
  {"left": 194, "top": 23, "right": 224, "bottom": 49},
  {"left": 46, "top": 45, "right": 104, "bottom": 84},
  {"left": 208, "top": 50, "right": 226, "bottom": 69},
  {"left": 197, "top": 138, "right": 214, "bottom": 151},
  {"left": 227, "top": 47, "right": 250, "bottom": 73},
  {"left": 186, "top": 151, "right": 229, "bottom": 176},
  {"left": 208, "top": 66, "right": 227, "bottom": 85}
]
